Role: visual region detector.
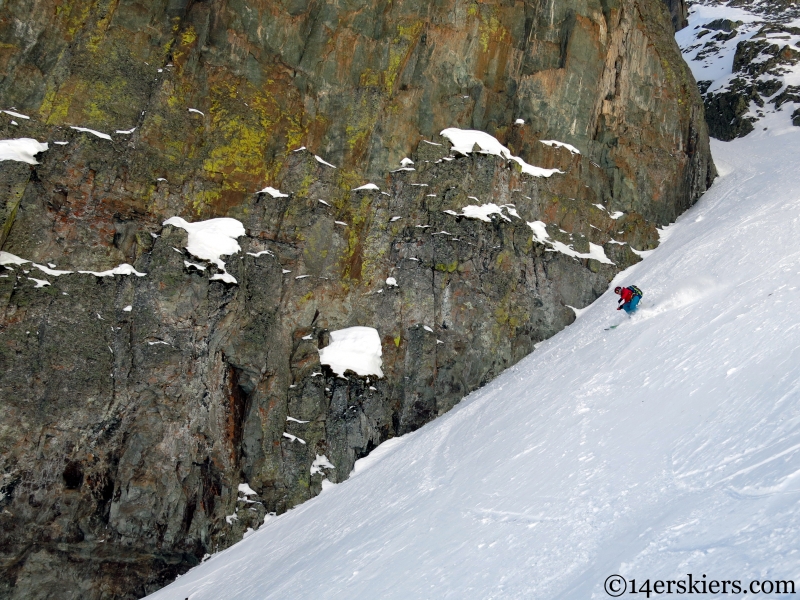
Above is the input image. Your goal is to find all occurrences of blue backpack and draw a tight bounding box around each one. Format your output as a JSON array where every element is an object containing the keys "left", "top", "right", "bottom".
[{"left": 628, "top": 285, "right": 643, "bottom": 298}]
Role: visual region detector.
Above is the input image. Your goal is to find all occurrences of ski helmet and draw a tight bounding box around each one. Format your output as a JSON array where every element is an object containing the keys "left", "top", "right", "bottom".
[{"left": 614, "top": 286, "right": 622, "bottom": 294}]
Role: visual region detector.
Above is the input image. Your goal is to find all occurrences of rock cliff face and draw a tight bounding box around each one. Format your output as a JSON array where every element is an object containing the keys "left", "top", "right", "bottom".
[
  {"left": 663, "top": 0, "right": 689, "bottom": 32},
  {"left": 679, "top": 0, "right": 800, "bottom": 141},
  {"left": 0, "top": 0, "right": 713, "bottom": 597}
]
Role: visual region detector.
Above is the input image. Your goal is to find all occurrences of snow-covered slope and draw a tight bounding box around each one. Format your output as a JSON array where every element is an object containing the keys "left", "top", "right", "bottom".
[
  {"left": 678, "top": 0, "right": 800, "bottom": 138},
  {"left": 146, "top": 120, "right": 800, "bottom": 599}
]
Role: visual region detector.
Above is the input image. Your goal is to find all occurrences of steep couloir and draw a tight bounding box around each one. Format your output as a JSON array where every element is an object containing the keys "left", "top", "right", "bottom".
[{"left": 0, "top": 0, "right": 713, "bottom": 597}]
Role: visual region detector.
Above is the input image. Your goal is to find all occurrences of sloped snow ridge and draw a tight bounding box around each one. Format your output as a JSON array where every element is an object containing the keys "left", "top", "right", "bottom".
[{"left": 148, "top": 127, "right": 800, "bottom": 598}]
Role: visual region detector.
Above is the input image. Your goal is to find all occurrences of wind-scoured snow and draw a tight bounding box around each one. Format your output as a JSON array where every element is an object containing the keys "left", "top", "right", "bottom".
[
  {"left": 318, "top": 326, "right": 383, "bottom": 378},
  {"left": 0, "top": 138, "right": 48, "bottom": 164},
  {"left": 148, "top": 125, "right": 800, "bottom": 599},
  {"left": 162, "top": 217, "right": 245, "bottom": 284},
  {"left": 440, "top": 128, "right": 562, "bottom": 177}
]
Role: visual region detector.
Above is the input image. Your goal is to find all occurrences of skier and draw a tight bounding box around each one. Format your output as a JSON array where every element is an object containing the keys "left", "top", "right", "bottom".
[{"left": 614, "top": 285, "right": 643, "bottom": 314}]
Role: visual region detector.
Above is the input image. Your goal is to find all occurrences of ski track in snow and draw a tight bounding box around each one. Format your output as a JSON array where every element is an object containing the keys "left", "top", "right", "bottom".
[{"left": 148, "top": 65, "right": 800, "bottom": 600}]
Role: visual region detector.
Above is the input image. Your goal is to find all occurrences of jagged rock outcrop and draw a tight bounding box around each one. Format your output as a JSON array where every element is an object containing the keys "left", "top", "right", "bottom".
[
  {"left": 0, "top": 0, "right": 713, "bottom": 597},
  {"left": 681, "top": 0, "right": 800, "bottom": 140}
]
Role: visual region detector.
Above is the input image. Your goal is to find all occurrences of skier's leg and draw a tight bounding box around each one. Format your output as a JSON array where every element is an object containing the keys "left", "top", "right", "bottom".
[{"left": 628, "top": 296, "right": 641, "bottom": 313}]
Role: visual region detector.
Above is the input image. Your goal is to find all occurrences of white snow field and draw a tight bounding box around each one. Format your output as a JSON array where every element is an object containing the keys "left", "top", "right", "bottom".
[{"left": 147, "top": 122, "right": 800, "bottom": 598}]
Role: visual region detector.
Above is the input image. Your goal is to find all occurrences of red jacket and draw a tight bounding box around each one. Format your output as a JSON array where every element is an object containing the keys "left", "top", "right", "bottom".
[{"left": 617, "top": 287, "right": 634, "bottom": 309}]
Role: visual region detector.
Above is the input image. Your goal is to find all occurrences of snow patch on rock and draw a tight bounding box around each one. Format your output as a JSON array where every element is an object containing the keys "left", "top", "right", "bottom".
[
  {"left": 528, "top": 220, "right": 614, "bottom": 265},
  {"left": 440, "top": 128, "right": 562, "bottom": 178},
  {"left": 258, "top": 186, "right": 289, "bottom": 198},
  {"left": 69, "top": 126, "right": 112, "bottom": 140},
  {"left": 238, "top": 483, "right": 257, "bottom": 496},
  {"left": 318, "top": 326, "right": 383, "bottom": 378},
  {"left": 0, "top": 138, "right": 48, "bottom": 164},
  {"left": 540, "top": 140, "right": 581, "bottom": 154},
  {"left": 444, "top": 203, "right": 519, "bottom": 223},
  {"left": 78, "top": 264, "right": 146, "bottom": 277},
  {"left": 163, "top": 217, "right": 245, "bottom": 284},
  {"left": 310, "top": 455, "right": 335, "bottom": 476},
  {"left": 353, "top": 183, "right": 379, "bottom": 191}
]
